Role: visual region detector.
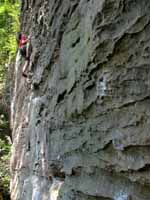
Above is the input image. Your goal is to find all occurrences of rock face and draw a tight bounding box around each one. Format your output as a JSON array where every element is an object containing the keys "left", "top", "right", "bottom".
[{"left": 10, "top": 0, "right": 150, "bottom": 199}]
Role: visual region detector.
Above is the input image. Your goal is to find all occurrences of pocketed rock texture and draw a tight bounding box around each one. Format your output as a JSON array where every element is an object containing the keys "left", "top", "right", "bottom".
[{"left": 10, "top": 0, "right": 150, "bottom": 199}]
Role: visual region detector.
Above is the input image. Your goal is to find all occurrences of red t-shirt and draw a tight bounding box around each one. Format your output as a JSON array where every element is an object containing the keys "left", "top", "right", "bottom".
[{"left": 19, "top": 34, "right": 27, "bottom": 48}]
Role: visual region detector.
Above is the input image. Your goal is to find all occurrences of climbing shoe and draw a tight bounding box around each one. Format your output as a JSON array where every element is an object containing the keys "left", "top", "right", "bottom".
[{"left": 22, "top": 72, "right": 28, "bottom": 78}]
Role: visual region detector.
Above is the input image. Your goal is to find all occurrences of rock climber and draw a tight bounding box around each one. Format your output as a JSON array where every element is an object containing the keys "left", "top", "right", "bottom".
[{"left": 17, "top": 32, "right": 31, "bottom": 77}]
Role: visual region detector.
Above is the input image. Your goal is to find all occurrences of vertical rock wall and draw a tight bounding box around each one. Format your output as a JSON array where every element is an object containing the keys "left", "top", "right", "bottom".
[{"left": 11, "top": 0, "right": 150, "bottom": 199}]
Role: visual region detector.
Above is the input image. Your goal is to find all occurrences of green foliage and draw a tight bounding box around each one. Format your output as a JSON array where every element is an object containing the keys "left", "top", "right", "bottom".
[
  {"left": 0, "top": 138, "right": 11, "bottom": 198},
  {"left": 0, "top": 113, "right": 11, "bottom": 199},
  {"left": 0, "top": 0, "right": 20, "bottom": 83},
  {"left": 0, "top": 109, "right": 11, "bottom": 199},
  {"left": 0, "top": 138, "right": 11, "bottom": 157}
]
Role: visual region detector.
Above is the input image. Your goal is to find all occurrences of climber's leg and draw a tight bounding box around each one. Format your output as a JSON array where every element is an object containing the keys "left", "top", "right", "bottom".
[
  {"left": 26, "top": 41, "right": 30, "bottom": 59},
  {"left": 22, "top": 42, "right": 30, "bottom": 77},
  {"left": 22, "top": 59, "right": 29, "bottom": 77}
]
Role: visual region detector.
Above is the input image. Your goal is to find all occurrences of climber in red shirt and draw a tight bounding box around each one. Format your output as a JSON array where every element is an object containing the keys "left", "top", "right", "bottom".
[
  {"left": 18, "top": 34, "right": 28, "bottom": 48},
  {"left": 17, "top": 33, "right": 31, "bottom": 77}
]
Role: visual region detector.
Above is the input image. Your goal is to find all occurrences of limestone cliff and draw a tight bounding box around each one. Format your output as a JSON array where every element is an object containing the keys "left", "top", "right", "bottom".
[{"left": 10, "top": 0, "right": 150, "bottom": 199}]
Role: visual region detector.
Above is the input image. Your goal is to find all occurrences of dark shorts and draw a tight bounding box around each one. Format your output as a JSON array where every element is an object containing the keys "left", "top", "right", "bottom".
[{"left": 19, "top": 45, "right": 27, "bottom": 58}]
